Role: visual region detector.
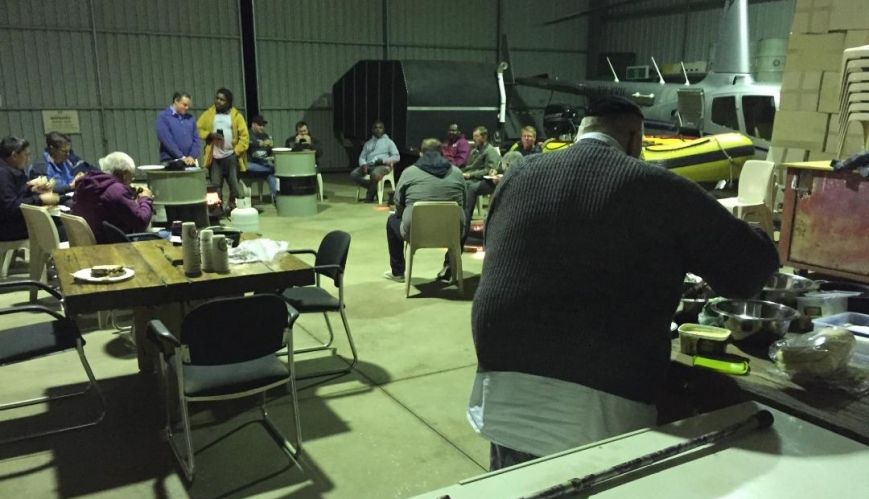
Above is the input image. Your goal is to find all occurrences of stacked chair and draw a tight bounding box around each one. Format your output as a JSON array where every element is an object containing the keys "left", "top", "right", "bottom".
[
  {"left": 836, "top": 45, "right": 869, "bottom": 157},
  {"left": 19, "top": 205, "right": 68, "bottom": 302}
]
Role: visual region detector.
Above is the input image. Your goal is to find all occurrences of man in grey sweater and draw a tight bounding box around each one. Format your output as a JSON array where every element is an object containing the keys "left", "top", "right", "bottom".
[
  {"left": 469, "top": 96, "right": 779, "bottom": 470},
  {"left": 384, "top": 138, "right": 466, "bottom": 282}
]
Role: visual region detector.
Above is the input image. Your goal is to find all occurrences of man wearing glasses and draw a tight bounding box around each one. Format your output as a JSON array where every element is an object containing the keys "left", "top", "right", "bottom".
[{"left": 28, "top": 131, "right": 95, "bottom": 195}]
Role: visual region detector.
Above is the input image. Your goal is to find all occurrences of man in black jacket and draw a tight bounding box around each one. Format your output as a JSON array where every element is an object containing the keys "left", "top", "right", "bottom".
[{"left": 468, "top": 97, "right": 779, "bottom": 470}]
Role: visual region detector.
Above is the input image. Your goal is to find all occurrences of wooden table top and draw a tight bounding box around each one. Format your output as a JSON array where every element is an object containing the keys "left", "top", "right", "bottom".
[
  {"left": 53, "top": 239, "right": 314, "bottom": 315},
  {"left": 671, "top": 339, "right": 869, "bottom": 444}
]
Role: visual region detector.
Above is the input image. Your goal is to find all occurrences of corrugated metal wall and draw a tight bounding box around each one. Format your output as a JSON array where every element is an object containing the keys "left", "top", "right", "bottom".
[
  {"left": 255, "top": 0, "right": 590, "bottom": 169},
  {"left": 0, "top": 0, "right": 243, "bottom": 166},
  {"left": 599, "top": 0, "right": 794, "bottom": 70}
]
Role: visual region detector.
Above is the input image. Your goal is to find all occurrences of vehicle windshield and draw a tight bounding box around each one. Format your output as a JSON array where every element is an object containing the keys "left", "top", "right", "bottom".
[{"left": 742, "top": 95, "right": 776, "bottom": 140}]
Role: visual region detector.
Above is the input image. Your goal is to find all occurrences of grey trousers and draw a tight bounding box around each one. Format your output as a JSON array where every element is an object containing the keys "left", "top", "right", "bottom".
[
  {"left": 210, "top": 154, "right": 241, "bottom": 202},
  {"left": 350, "top": 164, "right": 391, "bottom": 200}
]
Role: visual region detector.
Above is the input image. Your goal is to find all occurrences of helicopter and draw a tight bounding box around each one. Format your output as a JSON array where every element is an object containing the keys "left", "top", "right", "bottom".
[{"left": 501, "top": 0, "right": 781, "bottom": 155}]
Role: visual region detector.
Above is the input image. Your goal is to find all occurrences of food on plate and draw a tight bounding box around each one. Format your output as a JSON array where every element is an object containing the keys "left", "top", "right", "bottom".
[{"left": 90, "top": 265, "right": 126, "bottom": 278}]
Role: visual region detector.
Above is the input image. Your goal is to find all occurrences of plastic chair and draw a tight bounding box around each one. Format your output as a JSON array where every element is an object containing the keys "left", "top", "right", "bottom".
[
  {"left": 0, "top": 280, "right": 105, "bottom": 444},
  {"left": 355, "top": 169, "right": 395, "bottom": 205},
  {"left": 404, "top": 201, "right": 464, "bottom": 297},
  {"left": 59, "top": 213, "right": 96, "bottom": 246},
  {"left": 20, "top": 205, "right": 68, "bottom": 302},
  {"left": 147, "top": 294, "right": 303, "bottom": 482},
  {"left": 718, "top": 160, "right": 775, "bottom": 237},
  {"left": 0, "top": 239, "right": 28, "bottom": 278},
  {"left": 280, "top": 231, "right": 357, "bottom": 380}
]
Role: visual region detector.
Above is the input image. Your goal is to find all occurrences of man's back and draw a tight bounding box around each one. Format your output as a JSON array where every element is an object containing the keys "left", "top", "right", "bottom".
[
  {"left": 473, "top": 140, "right": 778, "bottom": 403},
  {"left": 396, "top": 154, "right": 466, "bottom": 237}
]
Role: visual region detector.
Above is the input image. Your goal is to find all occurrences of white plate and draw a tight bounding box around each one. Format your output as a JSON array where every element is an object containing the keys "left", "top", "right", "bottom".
[
  {"left": 72, "top": 267, "right": 135, "bottom": 283},
  {"left": 483, "top": 175, "right": 503, "bottom": 180},
  {"left": 138, "top": 165, "right": 165, "bottom": 171}
]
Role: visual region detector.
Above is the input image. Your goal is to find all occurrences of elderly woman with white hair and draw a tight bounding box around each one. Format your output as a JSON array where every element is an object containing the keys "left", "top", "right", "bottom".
[{"left": 71, "top": 151, "right": 154, "bottom": 243}]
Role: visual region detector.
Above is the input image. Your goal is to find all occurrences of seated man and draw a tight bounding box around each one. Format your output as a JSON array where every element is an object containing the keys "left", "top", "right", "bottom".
[
  {"left": 350, "top": 120, "right": 400, "bottom": 202},
  {"left": 508, "top": 125, "right": 542, "bottom": 156},
  {"left": 441, "top": 123, "right": 470, "bottom": 167},
  {"left": 246, "top": 114, "right": 277, "bottom": 201},
  {"left": 72, "top": 152, "right": 155, "bottom": 244},
  {"left": 0, "top": 136, "right": 59, "bottom": 242},
  {"left": 285, "top": 120, "right": 323, "bottom": 161},
  {"left": 28, "top": 131, "right": 96, "bottom": 195},
  {"left": 384, "top": 138, "right": 466, "bottom": 282},
  {"left": 438, "top": 126, "right": 500, "bottom": 281}
]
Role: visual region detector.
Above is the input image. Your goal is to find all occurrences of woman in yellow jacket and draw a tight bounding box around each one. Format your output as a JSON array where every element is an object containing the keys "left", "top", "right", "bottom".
[{"left": 197, "top": 88, "right": 249, "bottom": 209}]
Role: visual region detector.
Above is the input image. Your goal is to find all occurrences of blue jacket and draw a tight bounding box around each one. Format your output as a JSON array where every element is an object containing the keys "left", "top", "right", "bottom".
[
  {"left": 156, "top": 106, "right": 201, "bottom": 162},
  {"left": 29, "top": 150, "right": 95, "bottom": 194}
]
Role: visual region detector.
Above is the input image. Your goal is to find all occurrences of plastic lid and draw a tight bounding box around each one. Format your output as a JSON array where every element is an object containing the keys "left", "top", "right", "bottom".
[{"left": 678, "top": 323, "right": 731, "bottom": 341}]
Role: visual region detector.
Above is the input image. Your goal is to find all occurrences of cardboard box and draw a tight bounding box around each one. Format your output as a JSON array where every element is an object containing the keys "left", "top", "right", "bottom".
[
  {"left": 771, "top": 110, "right": 830, "bottom": 149},
  {"left": 825, "top": 112, "right": 867, "bottom": 157},
  {"left": 785, "top": 33, "right": 845, "bottom": 72},
  {"left": 829, "top": 0, "right": 869, "bottom": 32},
  {"left": 791, "top": 0, "right": 832, "bottom": 34},
  {"left": 818, "top": 71, "right": 842, "bottom": 113},
  {"left": 779, "top": 70, "right": 822, "bottom": 112}
]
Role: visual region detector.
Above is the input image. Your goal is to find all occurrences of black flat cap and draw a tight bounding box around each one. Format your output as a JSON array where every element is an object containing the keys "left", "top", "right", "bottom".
[
  {"left": 251, "top": 114, "right": 268, "bottom": 125},
  {"left": 586, "top": 96, "right": 644, "bottom": 120}
]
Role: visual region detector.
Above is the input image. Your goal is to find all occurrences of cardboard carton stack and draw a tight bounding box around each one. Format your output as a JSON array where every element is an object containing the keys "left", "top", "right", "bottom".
[{"left": 768, "top": 0, "right": 869, "bottom": 164}]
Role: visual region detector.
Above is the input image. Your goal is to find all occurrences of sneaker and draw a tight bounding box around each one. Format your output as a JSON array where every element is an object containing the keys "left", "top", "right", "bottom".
[
  {"left": 383, "top": 271, "right": 405, "bottom": 283},
  {"left": 436, "top": 265, "right": 452, "bottom": 282}
]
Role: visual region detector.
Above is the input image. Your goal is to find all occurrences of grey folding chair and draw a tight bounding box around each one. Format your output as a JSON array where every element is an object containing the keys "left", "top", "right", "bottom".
[
  {"left": 0, "top": 280, "right": 105, "bottom": 444},
  {"left": 147, "top": 294, "right": 303, "bottom": 482},
  {"left": 280, "top": 230, "right": 357, "bottom": 380}
]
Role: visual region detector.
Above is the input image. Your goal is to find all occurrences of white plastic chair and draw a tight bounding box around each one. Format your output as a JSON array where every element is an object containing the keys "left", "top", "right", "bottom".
[
  {"left": 403, "top": 201, "right": 464, "bottom": 297},
  {"left": 0, "top": 239, "right": 28, "bottom": 278},
  {"left": 356, "top": 169, "right": 395, "bottom": 205},
  {"left": 718, "top": 160, "right": 775, "bottom": 237},
  {"left": 20, "top": 205, "right": 68, "bottom": 302}
]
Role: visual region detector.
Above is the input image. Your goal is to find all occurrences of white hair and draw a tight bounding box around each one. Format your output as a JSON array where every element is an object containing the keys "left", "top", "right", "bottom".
[{"left": 98, "top": 151, "right": 136, "bottom": 176}]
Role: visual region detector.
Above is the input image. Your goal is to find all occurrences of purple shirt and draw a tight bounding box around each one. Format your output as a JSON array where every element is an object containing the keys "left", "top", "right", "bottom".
[
  {"left": 442, "top": 134, "right": 470, "bottom": 167},
  {"left": 156, "top": 106, "right": 201, "bottom": 162}
]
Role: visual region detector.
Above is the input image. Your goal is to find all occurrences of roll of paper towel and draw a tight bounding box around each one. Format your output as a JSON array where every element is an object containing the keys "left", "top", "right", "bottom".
[
  {"left": 212, "top": 234, "right": 230, "bottom": 274},
  {"left": 182, "top": 222, "right": 201, "bottom": 277}
]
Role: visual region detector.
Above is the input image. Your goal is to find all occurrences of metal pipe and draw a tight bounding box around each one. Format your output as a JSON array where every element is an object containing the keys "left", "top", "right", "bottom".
[
  {"left": 87, "top": 0, "right": 108, "bottom": 153},
  {"left": 520, "top": 410, "right": 775, "bottom": 499}
]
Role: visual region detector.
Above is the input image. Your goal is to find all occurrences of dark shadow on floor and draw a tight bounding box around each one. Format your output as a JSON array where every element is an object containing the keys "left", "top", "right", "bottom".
[{"left": 408, "top": 274, "right": 480, "bottom": 301}]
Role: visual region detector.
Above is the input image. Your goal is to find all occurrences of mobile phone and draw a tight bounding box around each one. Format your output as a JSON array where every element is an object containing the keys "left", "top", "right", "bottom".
[{"left": 216, "top": 129, "right": 224, "bottom": 136}]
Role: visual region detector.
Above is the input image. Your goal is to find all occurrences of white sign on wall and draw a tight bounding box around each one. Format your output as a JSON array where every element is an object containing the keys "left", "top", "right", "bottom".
[{"left": 42, "top": 110, "right": 81, "bottom": 135}]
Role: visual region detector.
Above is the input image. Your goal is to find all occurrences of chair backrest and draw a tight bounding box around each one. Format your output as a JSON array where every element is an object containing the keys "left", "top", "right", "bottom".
[
  {"left": 315, "top": 230, "right": 351, "bottom": 285},
  {"left": 409, "top": 201, "right": 462, "bottom": 250},
  {"left": 59, "top": 213, "right": 96, "bottom": 246},
  {"left": 736, "top": 160, "right": 775, "bottom": 205},
  {"left": 181, "top": 294, "right": 292, "bottom": 365},
  {"left": 20, "top": 204, "right": 61, "bottom": 257},
  {"left": 101, "top": 221, "right": 131, "bottom": 243}
]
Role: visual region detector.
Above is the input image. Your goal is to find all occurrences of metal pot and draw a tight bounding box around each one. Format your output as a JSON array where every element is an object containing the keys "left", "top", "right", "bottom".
[{"left": 710, "top": 299, "right": 799, "bottom": 343}]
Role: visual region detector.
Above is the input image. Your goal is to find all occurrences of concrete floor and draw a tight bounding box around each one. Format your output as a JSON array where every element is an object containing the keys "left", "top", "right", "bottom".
[{"left": 0, "top": 174, "right": 490, "bottom": 498}]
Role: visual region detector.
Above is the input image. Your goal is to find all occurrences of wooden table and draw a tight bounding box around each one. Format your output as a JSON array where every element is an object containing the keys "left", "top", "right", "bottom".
[
  {"left": 669, "top": 339, "right": 869, "bottom": 445},
  {"left": 53, "top": 239, "right": 314, "bottom": 370}
]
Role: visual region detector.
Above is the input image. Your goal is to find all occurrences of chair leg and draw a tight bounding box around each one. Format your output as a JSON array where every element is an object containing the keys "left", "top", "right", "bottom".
[
  {"left": 0, "top": 249, "right": 12, "bottom": 278},
  {"left": 295, "top": 309, "right": 357, "bottom": 380},
  {"left": 0, "top": 340, "right": 105, "bottom": 444},
  {"left": 293, "top": 312, "right": 336, "bottom": 354},
  {"left": 451, "top": 247, "right": 464, "bottom": 293},
  {"left": 405, "top": 248, "right": 414, "bottom": 298},
  {"left": 261, "top": 392, "right": 302, "bottom": 462},
  {"left": 28, "top": 252, "right": 46, "bottom": 302},
  {"left": 377, "top": 178, "right": 384, "bottom": 205},
  {"left": 316, "top": 173, "right": 324, "bottom": 201}
]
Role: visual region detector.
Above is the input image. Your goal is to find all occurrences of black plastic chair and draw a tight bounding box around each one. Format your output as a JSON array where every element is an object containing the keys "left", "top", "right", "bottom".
[
  {"left": 280, "top": 230, "right": 357, "bottom": 380},
  {"left": 147, "top": 294, "right": 303, "bottom": 482},
  {"left": 0, "top": 280, "right": 105, "bottom": 444},
  {"left": 101, "top": 221, "right": 163, "bottom": 244}
]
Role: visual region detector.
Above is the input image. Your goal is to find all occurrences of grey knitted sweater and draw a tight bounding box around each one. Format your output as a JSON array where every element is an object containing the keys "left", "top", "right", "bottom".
[{"left": 472, "top": 139, "right": 779, "bottom": 403}]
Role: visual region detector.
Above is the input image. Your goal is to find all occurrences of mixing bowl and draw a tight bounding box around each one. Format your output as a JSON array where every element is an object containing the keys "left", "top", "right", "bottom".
[
  {"left": 710, "top": 299, "right": 799, "bottom": 343},
  {"left": 762, "top": 272, "right": 818, "bottom": 306}
]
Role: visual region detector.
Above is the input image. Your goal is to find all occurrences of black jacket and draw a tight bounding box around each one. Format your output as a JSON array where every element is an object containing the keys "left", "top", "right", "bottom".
[{"left": 0, "top": 159, "right": 43, "bottom": 241}]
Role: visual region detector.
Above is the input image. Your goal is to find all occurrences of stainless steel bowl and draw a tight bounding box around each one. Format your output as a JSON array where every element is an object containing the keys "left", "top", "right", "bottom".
[
  {"left": 762, "top": 272, "right": 818, "bottom": 305},
  {"left": 710, "top": 299, "right": 799, "bottom": 343}
]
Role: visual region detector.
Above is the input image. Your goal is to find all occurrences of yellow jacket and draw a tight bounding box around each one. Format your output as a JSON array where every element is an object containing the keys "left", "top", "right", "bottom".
[{"left": 196, "top": 106, "right": 249, "bottom": 171}]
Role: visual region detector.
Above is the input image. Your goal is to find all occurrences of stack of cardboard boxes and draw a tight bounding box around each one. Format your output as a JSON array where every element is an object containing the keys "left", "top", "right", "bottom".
[{"left": 769, "top": 0, "right": 869, "bottom": 163}]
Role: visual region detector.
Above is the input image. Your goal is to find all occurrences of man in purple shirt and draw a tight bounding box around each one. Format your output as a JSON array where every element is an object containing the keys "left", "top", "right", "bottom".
[
  {"left": 441, "top": 123, "right": 470, "bottom": 167},
  {"left": 156, "top": 92, "right": 200, "bottom": 166}
]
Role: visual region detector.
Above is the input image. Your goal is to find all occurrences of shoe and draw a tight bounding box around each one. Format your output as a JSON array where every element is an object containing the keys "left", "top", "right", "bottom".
[
  {"left": 383, "top": 271, "right": 405, "bottom": 283},
  {"left": 436, "top": 265, "right": 452, "bottom": 282}
]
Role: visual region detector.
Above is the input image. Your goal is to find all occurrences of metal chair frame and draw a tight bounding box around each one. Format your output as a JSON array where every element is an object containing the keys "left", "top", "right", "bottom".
[{"left": 0, "top": 280, "right": 105, "bottom": 444}]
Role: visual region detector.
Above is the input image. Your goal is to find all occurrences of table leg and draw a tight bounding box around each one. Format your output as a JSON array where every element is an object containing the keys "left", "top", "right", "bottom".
[{"left": 133, "top": 303, "right": 186, "bottom": 373}]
